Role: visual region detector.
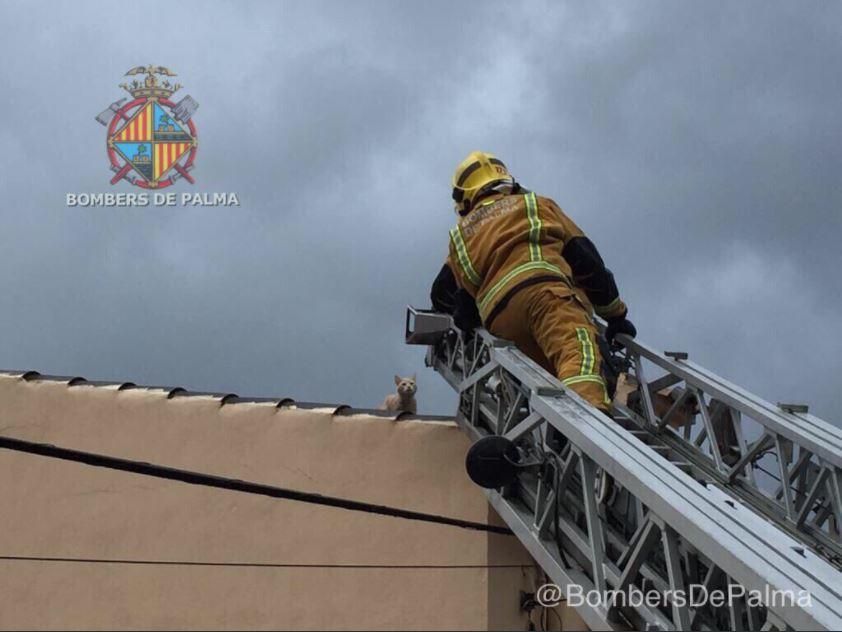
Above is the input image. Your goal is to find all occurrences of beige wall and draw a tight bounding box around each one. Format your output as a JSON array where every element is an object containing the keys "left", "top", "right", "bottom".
[{"left": 0, "top": 372, "right": 585, "bottom": 631}]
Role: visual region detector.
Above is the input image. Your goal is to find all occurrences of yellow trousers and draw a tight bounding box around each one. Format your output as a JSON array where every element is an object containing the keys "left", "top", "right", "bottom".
[{"left": 488, "top": 282, "right": 611, "bottom": 413}]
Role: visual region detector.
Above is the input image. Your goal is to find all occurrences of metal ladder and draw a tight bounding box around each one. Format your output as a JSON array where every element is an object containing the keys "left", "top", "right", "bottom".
[{"left": 405, "top": 306, "right": 842, "bottom": 631}]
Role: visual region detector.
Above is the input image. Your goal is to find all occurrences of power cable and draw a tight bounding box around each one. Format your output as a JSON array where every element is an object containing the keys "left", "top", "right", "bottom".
[
  {"left": 0, "top": 555, "right": 527, "bottom": 569},
  {"left": 0, "top": 435, "right": 512, "bottom": 536}
]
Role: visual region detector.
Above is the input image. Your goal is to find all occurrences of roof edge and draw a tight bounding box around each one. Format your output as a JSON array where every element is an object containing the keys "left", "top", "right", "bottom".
[{"left": 0, "top": 369, "right": 453, "bottom": 423}]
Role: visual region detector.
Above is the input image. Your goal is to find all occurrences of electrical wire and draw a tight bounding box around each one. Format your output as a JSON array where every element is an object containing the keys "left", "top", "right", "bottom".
[
  {"left": 0, "top": 435, "right": 512, "bottom": 536},
  {"left": 0, "top": 555, "right": 528, "bottom": 569}
]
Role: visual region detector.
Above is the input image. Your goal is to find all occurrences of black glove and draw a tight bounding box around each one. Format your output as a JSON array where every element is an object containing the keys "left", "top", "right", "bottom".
[
  {"left": 605, "top": 313, "right": 636, "bottom": 345},
  {"left": 453, "top": 289, "right": 482, "bottom": 333}
]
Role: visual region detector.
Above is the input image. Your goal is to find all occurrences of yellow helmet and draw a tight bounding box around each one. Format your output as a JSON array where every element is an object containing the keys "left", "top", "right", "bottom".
[{"left": 452, "top": 150, "right": 512, "bottom": 215}]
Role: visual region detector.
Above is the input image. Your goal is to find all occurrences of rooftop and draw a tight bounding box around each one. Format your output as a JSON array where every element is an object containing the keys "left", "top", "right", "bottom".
[{"left": 0, "top": 368, "right": 453, "bottom": 423}]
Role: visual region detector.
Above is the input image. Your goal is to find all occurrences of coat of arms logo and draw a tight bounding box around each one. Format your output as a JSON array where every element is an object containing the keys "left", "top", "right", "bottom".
[{"left": 95, "top": 65, "right": 199, "bottom": 188}]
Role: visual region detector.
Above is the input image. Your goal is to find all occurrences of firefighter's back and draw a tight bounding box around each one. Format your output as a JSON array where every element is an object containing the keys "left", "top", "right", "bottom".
[{"left": 448, "top": 191, "right": 575, "bottom": 324}]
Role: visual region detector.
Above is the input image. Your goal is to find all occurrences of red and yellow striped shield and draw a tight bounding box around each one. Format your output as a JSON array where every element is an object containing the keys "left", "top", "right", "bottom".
[
  {"left": 113, "top": 103, "right": 154, "bottom": 142},
  {"left": 153, "top": 142, "right": 192, "bottom": 180}
]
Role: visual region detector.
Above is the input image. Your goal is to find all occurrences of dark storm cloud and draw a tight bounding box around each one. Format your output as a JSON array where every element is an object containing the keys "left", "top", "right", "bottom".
[{"left": 0, "top": 1, "right": 839, "bottom": 421}]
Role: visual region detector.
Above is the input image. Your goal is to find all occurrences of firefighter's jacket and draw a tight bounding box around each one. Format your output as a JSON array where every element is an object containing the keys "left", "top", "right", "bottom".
[{"left": 432, "top": 190, "right": 627, "bottom": 328}]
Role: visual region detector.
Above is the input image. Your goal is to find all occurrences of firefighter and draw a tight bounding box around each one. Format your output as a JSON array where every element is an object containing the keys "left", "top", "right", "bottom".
[{"left": 430, "top": 151, "right": 636, "bottom": 414}]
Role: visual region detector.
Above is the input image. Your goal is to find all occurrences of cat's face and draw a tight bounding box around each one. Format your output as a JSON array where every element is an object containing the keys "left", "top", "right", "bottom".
[{"left": 394, "top": 374, "right": 417, "bottom": 397}]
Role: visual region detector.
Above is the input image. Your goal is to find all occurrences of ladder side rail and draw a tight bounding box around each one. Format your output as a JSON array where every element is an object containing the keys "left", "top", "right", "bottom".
[
  {"left": 616, "top": 335, "right": 842, "bottom": 553},
  {"left": 618, "top": 335, "right": 842, "bottom": 466}
]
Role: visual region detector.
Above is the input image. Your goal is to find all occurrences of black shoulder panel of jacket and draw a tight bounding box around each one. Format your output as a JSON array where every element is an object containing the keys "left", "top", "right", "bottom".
[
  {"left": 431, "top": 263, "right": 458, "bottom": 314},
  {"left": 561, "top": 236, "right": 624, "bottom": 316}
]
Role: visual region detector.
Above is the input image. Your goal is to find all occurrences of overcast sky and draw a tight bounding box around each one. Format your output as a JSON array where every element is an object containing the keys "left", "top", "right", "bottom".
[{"left": 0, "top": 1, "right": 839, "bottom": 423}]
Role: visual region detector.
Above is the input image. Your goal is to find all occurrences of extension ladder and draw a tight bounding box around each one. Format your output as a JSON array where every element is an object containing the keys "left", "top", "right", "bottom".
[{"left": 405, "top": 306, "right": 842, "bottom": 631}]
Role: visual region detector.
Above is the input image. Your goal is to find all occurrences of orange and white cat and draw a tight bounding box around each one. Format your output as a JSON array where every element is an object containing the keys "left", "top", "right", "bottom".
[{"left": 380, "top": 374, "right": 417, "bottom": 414}]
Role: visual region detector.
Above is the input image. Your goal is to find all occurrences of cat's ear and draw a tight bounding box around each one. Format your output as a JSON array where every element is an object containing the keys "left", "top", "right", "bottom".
[
  {"left": 411, "top": 373, "right": 416, "bottom": 381},
  {"left": 394, "top": 374, "right": 401, "bottom": 386}
]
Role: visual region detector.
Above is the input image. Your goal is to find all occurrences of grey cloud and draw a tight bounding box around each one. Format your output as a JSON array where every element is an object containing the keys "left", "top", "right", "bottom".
[{"left": 0, "top": 0, "right": 839, "bottom": 422}]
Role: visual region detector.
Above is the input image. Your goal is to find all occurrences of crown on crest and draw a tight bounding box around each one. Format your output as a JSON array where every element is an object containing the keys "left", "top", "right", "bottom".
[{"left": 119, "top": 65, "right": 183, "bottom": 99}]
